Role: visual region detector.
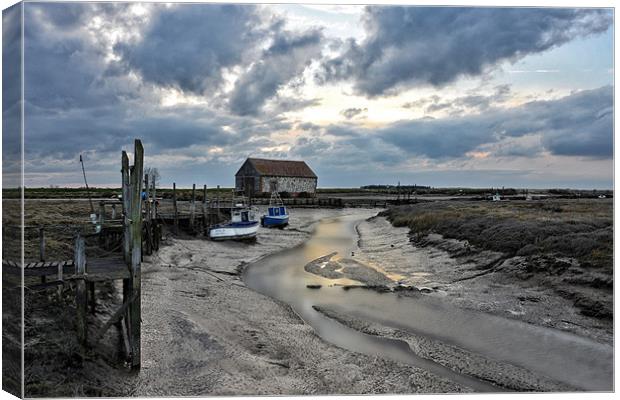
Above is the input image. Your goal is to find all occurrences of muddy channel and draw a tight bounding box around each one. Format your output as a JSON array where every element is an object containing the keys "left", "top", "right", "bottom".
[{"left": 243, "top": 211, "right": 613, "bottom": 392}]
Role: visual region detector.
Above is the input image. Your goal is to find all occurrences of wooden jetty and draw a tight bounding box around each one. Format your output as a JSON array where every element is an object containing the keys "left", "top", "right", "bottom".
[{"left": 2, "top": 139, "right": 158, "bottom": 370}]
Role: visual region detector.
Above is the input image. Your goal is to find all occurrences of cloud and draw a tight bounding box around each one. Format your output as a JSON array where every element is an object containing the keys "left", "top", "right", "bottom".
[
  {"left": 113, "top": 4, "right": 325, "bottom": 116},
  {"left": 317, "top": 7, "right": 612, "bottom": 96},
  {"left": 3, "top": 4, "right": 22, "bottom": 186},
  {"left": 297, "top": 86, "right": 612, "bottom": 164},
  {"left": 340, "top": 107, "right": 367, "bottom": 119},
  {"left": 23, "top": 3, "right": 142, "bottom": 111},
  {"left": 228, "top": 29, "right": 323, "bottom": 116},
  {"left": 384, "top": 86, "right": 613, "bottom": 159},
  {"left": 404, "top": 84, "right": 512, "bottom": 115},
  {"left": 115, "top": 4, "right": 266, "bottom": 95}
]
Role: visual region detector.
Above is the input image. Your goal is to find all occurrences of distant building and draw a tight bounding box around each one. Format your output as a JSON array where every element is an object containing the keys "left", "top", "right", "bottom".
[{"left": 235, "top": 158, "right": 318, "bottom": 196}]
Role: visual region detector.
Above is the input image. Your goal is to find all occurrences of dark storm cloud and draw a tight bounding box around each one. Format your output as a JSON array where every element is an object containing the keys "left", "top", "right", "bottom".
[
  {"left": 228, "top": 29, "right": 323, "bottom": 116},
  {"left": 526, "top": 86, "right": 613, "bottom": 158},
  {"left": 20, "top": 2, "right": 322, "bottom": 184},
  {"left": 24, "top": 103, "right": 241, "bottom": 161},
  {"left": 318, "top": 7, "right": 612, "bottom": 96},
  {"left": 113, "top": 4, "right": 324, "bottom": 116},
  {"left": 115, "top": 4, "right": 265, "bottom": 95},
  {"left": 23, "top": 3, "right": 132, "bottom": 111}
]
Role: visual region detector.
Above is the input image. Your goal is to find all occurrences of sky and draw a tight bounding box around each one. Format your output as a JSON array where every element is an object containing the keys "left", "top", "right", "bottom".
[{"left": 2, "top": 1, "right": 615, "bottom": 189}]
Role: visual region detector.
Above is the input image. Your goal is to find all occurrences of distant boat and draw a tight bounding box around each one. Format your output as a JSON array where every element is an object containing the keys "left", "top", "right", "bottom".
[
  {"left": 209, "top": 197, "right": 259, "bottom": 241},
  {"left": 261, "top": 192, "right": 289, "bottom": 228}
]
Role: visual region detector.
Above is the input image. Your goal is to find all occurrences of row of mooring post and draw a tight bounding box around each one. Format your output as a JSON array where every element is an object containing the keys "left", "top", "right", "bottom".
[{"left": 169, "top": 182, "right": 220, "bottom": 235}]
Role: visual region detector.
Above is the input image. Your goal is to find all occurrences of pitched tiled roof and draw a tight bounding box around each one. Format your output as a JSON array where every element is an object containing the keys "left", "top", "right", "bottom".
[{"left": 242, "top": 158, "right": 317, "bottom": 178}]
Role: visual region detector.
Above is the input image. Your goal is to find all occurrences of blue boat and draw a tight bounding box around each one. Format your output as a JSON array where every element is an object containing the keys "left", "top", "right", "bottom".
[{"left": 261, "top": 192, "right": 289, "bottom": 228}]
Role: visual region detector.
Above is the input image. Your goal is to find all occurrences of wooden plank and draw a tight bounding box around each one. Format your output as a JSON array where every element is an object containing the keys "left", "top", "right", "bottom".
[
  {"left": 92, "top": 291, "right": 138, "bottom": 344},
  {"left": 129, "top": 138, "right": 144, "bottom": 369},
  {"left": 75, "top": 234, "right": 87, "bottom": 348}
]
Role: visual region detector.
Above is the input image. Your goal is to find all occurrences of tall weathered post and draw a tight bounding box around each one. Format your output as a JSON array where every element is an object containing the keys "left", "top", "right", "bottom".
[
  {"left": 129, "top": 139, "right": 144, "bottom": 369},
  {"left": 144, "top": 174, "right": 151, "bottom": 255},
  {"left": 122, "top": 152, "right": 131, "bottom": 264},
  {"left": 173, "top": 182, "right": 179, "bottom": 234},
  {"left": 74, "top": 233, "right": 87, "bottom": 350},
  {"left": 121, "top": 151, "right": 132, "bottom": 342}
]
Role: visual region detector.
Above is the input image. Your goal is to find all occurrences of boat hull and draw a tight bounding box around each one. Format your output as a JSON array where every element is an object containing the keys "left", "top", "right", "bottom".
[
  {"left": 261, "top": 215, "right": 289, "bottom": 228},
  {"left": 209, "top": 221, "right": 259, "bottom": 241}
]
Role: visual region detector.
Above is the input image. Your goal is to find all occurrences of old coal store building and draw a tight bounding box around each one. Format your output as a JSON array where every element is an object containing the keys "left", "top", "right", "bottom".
[{"left": 235, "top": 158, "right": 318, "bottom": 196}]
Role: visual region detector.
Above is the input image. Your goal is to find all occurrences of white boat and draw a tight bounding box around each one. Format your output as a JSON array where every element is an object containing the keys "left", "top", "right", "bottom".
[{"left": 209, "top": 199, "right": 259, "bottom": 241}]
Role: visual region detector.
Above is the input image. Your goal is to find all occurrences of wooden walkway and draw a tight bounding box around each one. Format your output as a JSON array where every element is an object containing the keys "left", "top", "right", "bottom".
[{"left": 4, "top": 257, "right": 129, "bottom": 281}]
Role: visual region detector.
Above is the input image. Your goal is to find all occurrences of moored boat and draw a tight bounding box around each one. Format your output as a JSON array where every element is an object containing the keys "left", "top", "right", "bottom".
[
  {"left": 209, "top": 198, "right": 259, "bottom": 240},
  {"left": 261, "top": 192, "right": 289, "bottom": 228}
]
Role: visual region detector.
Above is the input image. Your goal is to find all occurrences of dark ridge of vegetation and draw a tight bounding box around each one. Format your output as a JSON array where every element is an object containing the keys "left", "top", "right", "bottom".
[{"left": 380, "top": 200, "right": 613, "bottom": 270}]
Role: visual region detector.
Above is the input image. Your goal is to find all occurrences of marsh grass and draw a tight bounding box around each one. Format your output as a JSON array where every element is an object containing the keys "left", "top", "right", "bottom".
[{"left": 382, "top": 199, "right": 612, "bottom": 269}]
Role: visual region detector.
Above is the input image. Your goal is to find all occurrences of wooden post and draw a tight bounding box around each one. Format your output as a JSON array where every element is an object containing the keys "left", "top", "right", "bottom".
[
  {"left": 144, "top": 174, "right": 152, "bottom": 255},
  {"left": 98, "top": 202, "right": 105, "bottom": 229},
  {"left": 121, "top": 151, "right": 132, "bottom": 351},
  {"left": 173, "top": 182, "right": 179, "bottom": 234},
  {"left": 190, "top": 183, "right": 196, "bottom": 231},
  {"left": 38, "top": 227, "right": 46, "bottom": 283},
  {"left": 38, "top": 226, "right": 45, "bottom": 261},
  {"left": 56, "top": 260, "right": 63, "bottom": 300},
  {"left": 122, "top": 151, "right": 131, "bottom": 264},
  {"left": 144, "top": 174, "right": 150, "bottom": 223},
  {"left": 89, "top": 282, "right": 96, "bottom": 314},
  {"left": 122, "top": 277, "right": 131, "bottom": 352},
  {"left": 129, "top": 139, "right": 144, "bottom": 369},
  {"left": 152, "top": 180, "right": 157, "bottom": 220},
  {"left": 75, "top": 233, "right": 87, "bottom": 349},
  {"left": 202, "top": 185, "right": 208, "bottom": 234},
  {"left": 151, "top": 179, "right": 159, "bottom": 250}
]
